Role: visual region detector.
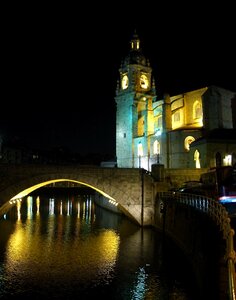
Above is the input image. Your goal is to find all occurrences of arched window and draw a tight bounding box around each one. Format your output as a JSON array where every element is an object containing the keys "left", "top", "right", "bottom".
[
  {"left": 137, "top": 101, "right": 145, "bottom": 136},
  {"left": 174, "top": 111, "right": 180, "bottom": 122},
  {"left": 194, "top": 150, "right": 201, "bottom": 169},
  {"left": 193, "top": 101, "right": 202, "bottom": 119},
  {"left": 172, "top": 109, "right": 184, "bottom": 129},
  {"left": 153, "top": 140, "right": 160, "bottom": 155},
  {"left": 137, "top": 116, "right": 144, "bottom": 136},
  {"left": 184, "top": 136, "right": 195, "bottom": 151},
  {"left": 223, "top": 154, "right": 232, "bottom": 166},
  {"left": 138, "top": 142, "right": 143, "bottom": 157}
]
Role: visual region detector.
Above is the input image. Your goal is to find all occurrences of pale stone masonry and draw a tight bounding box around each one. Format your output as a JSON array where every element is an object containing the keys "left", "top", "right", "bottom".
[{"left": 115, "top": 33, "right": 236, "bottom": 171}]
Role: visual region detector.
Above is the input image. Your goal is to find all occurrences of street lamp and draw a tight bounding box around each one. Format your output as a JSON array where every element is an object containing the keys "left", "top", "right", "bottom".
[
  {"left": 153, "top": 140, "right": 160, "bottom": 164},
  {"left": 138, "top": 142, "right": 143, "bottom": 168}
]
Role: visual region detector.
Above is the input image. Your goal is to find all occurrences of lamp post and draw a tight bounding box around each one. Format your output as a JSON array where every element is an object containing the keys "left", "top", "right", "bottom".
[
  {"left": 138, "top": 141, "right": 143, "bottom": 168},
  {"left": 157, "top": 153, "right": 160, "bottom": 164},
  {"left": 153, "top": 140, "right": 160, "bottom": 165}
]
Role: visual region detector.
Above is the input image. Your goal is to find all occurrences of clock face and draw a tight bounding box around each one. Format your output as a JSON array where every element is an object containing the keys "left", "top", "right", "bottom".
[
  {"left": 140, "top": 74, "right": 149, "bottom": 89},
  {"left": 121, "top": 74, "right": 129, "bottom": 90}
]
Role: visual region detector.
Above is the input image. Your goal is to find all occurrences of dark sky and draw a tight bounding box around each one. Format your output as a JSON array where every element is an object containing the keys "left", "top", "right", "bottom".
[{"left": 2, "top": 5, "right": 235, "bottom": 157}]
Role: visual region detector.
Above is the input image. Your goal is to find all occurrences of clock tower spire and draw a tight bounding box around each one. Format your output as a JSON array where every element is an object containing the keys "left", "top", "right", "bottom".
[{"left": 115, "top": 32, "right": 157, "bottom": 169}]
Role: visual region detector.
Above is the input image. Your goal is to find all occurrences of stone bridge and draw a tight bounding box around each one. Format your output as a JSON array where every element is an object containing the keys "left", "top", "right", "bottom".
[
  {"left": 1, "top": 164, "right": 235, "bottom": 299},
  {"left": 0, "top": 164, "right": 155, "bottom": 225}
]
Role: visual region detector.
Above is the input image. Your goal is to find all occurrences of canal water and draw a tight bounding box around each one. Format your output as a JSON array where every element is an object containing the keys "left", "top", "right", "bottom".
[{"left": 0, "top": 192, "right": 198, "bottom": 299}]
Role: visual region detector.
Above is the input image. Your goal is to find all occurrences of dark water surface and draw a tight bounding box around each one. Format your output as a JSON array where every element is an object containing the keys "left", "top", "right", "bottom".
[{"left": 0, "top": 193, "right": 198, "bottom": 299}]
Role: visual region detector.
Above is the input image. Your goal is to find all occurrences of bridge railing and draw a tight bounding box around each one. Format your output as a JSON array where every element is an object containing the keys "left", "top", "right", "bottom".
[{"left": 159, "top": 191, "right": 236, "bottom": 300}]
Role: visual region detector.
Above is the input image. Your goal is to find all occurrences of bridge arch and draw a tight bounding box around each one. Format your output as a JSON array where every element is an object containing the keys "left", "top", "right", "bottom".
[
  {"left": 8, "top": 176, "right": 131, "bottom": 219},
  {"left": 0, "top": 168, "right": 153, "bottom": 225}
]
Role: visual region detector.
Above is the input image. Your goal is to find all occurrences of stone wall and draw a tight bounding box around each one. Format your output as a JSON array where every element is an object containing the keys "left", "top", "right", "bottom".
[
  {"left": 153, "top": 194, "right": 229, "bottom": 300},
  {"left": 164, "top": 168, "right": 207, "bottom": 189}
]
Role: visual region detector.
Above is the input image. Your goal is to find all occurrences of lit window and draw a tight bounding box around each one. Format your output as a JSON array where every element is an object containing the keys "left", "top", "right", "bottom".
[
  {"left": 138, "top": 116, "right": 144, "bottom": 136},
  {"left": 174, "top": 112, "right": 180, "bottom": 122},
  {"left": 153, "top": 140, "right": 160, "bottom": 155},
  {"left": 184, "top": 136, "right": 195, "bottom": 151},
  {"left": 223, "top": 154, "right": 232, "bottom": 166},
  {"left": 193, "top": 101, "right": 202, "bottom": 119},
  {"left": 138, "top": 142, "right": 143, "bottom": 157},
  {"left": 194, "top": 150, "right": 201, "bottom": 169},
  {"left": 172, "top": 110, "right": 183, "bottom": 129}
]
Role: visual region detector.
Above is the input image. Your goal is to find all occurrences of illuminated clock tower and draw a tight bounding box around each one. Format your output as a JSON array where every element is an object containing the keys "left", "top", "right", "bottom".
[{"left": 115, "top": 32, "right": 156, "bottom": 168}]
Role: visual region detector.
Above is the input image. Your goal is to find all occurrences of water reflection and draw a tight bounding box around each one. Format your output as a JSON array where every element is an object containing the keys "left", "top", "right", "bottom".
[{"left": 0, "top": 193, "right": 197, "bottom": 299}]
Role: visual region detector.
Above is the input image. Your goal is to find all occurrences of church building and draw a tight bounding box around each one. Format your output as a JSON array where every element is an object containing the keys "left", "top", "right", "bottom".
[{"left": 115, "top": 32, "right": 236, "bottom": 171}]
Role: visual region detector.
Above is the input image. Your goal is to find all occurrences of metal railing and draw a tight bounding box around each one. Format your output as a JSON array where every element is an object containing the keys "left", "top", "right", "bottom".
[{"left": 159, "top": 191, "right": 236, "bottom": 300}]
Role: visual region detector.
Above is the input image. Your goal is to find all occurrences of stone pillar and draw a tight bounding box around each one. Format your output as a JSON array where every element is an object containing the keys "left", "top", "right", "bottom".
[{"left": 151, "top": 163, "right": 164, "bottom": 181}]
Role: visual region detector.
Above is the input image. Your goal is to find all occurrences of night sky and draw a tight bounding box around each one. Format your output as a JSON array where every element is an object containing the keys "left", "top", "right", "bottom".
[{"left": 2, "top": 5, "right": 235, "bottom": 158}]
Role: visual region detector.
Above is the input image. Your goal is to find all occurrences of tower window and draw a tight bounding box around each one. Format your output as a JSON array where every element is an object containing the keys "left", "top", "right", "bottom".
[
  {"left": 138, "top": 116, "right": 144, "bottom": 136},
  {"left": 131, "top": 40, "right": 140, "bottom": 50},
  {"left": 124, "top": 133, "right": 126, "bottom": 138}
]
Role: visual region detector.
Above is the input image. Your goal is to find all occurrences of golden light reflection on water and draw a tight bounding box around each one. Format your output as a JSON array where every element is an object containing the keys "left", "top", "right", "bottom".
[
  {"left": 0, "top": 194, "right": 194, "bottom": 299},
  {"left": 4, "top": 195, "right": 120, "bottom": 285}
]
